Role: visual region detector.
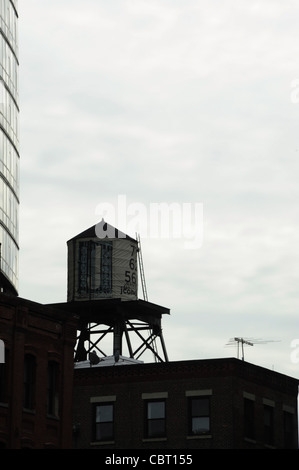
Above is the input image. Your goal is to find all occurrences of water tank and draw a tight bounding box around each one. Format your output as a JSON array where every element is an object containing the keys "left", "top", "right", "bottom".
[{"left": 67, "top": 220, "right": 138, "bottom": 302}]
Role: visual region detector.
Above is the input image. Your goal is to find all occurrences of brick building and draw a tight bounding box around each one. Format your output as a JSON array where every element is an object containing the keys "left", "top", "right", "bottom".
[
  {"left": 72, "top": 357, "right": 299, "bottom": 449},
  {"left": 0, "top": 291, "right": 298, "bottom": 449},
  {"left": 0, "top": 294, "right": 77, "bottom": 449}
]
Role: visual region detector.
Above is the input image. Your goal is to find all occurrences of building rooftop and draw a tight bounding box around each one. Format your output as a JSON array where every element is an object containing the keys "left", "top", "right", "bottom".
[{"left": 74, "top": 355, "right": 143, "bottom": 368}]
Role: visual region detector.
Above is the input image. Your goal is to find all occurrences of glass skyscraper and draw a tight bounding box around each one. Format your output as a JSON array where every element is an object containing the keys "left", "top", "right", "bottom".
[{"left": 0, "top": 0, "right": 19, "bottom": 295}]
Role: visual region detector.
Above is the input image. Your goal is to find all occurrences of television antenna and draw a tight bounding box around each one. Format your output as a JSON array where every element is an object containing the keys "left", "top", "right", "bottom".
[{"left": 225, "top": 337, "right": 280, "bottom": 361}]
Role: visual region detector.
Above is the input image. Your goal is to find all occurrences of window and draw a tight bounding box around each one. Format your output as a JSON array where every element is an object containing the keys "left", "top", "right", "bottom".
[
  {"left": 284, "top": 411, "right": 295, "bottom": 449},
  {"left": 145, "top": 400, "right": 166, "bottom": 438},
  {"left": 47, "top": 361, "right": 59, "bottom": 417},
  {"left": 23, "top": 354, "right": 36, "bottom": 410},
  {"left": 94, "top": 403, "right": 114, "bottom": 442},
  {"left": 244, "top": 398, "right": 255, "bottom": 440},
  {"left": 264, "top": 405, "right": 274, "bottom": 446},
  {"left": 0, "top": 348, "right": 8, "bottom": 403},
  {"left": 188, "top": 397, "right": 210, "bottom": 435}
]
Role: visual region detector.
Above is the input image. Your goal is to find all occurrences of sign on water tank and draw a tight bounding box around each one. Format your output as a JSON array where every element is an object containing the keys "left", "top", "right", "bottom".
[
  {"left": 116, "top": 238, "right": 138, "bottom": 299},
  {"left": 0, "top": 340, "right": 4, "bottom": 363}
]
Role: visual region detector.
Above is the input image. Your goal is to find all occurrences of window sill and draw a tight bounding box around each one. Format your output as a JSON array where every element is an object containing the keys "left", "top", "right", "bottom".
[
  {"left": 142, "top": 437, "right": 167, "bottom": 443},
  {"left": 244, "top": 437, "right": 256, "bottom": 445},
  {"left": 187, "top": 434, "right": 212, "bottom": 440},
  {"left": 46, "top": 414, "right": 60, "bottom": 421},
  {"left": 264, "top": 443, "right": 276, "bottom": 449},
  {"left": 90, "top": 441, "right": 115, "bottom": 446},
  {"left": 22, "top": 408, "right": 36, "bottom": 415}
]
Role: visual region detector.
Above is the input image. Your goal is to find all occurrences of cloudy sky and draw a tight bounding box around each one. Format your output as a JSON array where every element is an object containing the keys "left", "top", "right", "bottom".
[{"left": 18, "top": 1, "right": 299, "bottom": 378}]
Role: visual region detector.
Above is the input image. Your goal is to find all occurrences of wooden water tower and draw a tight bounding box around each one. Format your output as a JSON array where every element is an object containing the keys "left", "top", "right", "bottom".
[
  {"left": 67, "top": 219, "right": 139, "bottom": 303},
  {"left": 52, "top": 220, "right": 169, "bottom": 363}
]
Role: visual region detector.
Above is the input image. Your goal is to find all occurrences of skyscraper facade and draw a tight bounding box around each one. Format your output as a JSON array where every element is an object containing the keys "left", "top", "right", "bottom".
[{"left": 0, "top": 0, "right": 19, "bottom": 295}]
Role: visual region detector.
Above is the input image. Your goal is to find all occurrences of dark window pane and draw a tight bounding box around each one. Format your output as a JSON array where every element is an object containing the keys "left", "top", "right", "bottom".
[
  {"left": 146, "top": 400, "right": 166, "bottom": 438},
  {"left": 192, "top": 397, "right": 209, "bottom": 416},
  {"left": 96, "top": 404, "right": 113, "bottom": 423},
  {"left": 192, "top": 416, "right": 210, "bottom": 434},
  {"left": 264, "top": 405, "right": 274, "bottom": 445},
  {"left": 244, "top": 398, "right": 255, "bottom": 440},
  {"left": 148, "top": 419, "right": 165, "bottom": 438},
  {"left": 95, "top": 404, "right": 114, "bottom": 441},
  {"left": 0, "top": 349, "right": 8, "bottom": 403},
  {"left": 47, "top": 361, "right": 59, "bottom": 416},
  {"left": 189, "top": 397, "right": 211, "bottom": 435},
  {"left": 148, "top": 401, "right": 165, "bottom": 419},
  {"left": 23, "top": 355, "right": 36, "bottom": 410},
  {"left": 95, "top": 422, "right": 113, "bottom": 441},
  {"left": 284, "top": 412, "right": 295, "bottom": 449}
]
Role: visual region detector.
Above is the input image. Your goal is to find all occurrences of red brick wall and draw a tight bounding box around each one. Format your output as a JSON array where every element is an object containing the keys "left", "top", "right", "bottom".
[
  {"left": 0, "top": 295, "right": 77, "bottom": 449},
  {"left": 73, "top": 358, "right": 298, "bottom": 449}
]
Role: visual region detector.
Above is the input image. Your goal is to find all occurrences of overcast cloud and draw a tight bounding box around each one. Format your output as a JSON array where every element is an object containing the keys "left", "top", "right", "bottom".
[{"left": 18, "top": 1, "right": 299, "bottom": 377}]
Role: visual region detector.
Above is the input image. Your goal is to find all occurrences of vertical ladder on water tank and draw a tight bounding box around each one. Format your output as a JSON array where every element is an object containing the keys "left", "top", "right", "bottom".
[
  {"left": 136, "top": 234, "right": 160, "bottom": 362},
  {"left": 136, "top": 233, "right": 148, "bottom": 301}
]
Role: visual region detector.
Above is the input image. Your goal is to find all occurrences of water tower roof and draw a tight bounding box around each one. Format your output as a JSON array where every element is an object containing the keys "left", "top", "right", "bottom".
[{"left": 68, "top": 219, "right": 137, "bottom": 243}]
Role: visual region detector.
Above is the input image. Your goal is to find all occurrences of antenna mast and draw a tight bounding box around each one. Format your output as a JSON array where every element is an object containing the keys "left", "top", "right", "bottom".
[
  {"left": 225, "top": 337, "right": 280, "bottom": 361},
  {"left": 235, "top": 337, "right": 253, "bottom": 361}
]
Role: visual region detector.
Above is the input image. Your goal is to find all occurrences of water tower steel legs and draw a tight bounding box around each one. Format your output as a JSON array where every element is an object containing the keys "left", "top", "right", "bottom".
[
  {"left": 74, "top": 318, "right": 169, "bottom": 363},
  {"left": 113, "top": 320, "right": 125, "bottom": 360}
]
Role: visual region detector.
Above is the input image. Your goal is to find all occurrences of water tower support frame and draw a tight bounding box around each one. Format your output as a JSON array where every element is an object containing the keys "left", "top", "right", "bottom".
[
  {"left": 50, "top": 298, "right": 170, "bottom": 363},
  {"left": 74, "top": 315, "right": 169, "bottom": 363}
]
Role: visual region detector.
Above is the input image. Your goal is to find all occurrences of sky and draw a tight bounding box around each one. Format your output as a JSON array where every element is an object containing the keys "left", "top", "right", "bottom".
[{"left": 17, "top": 0, "right": 299, "bottom": 379}]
